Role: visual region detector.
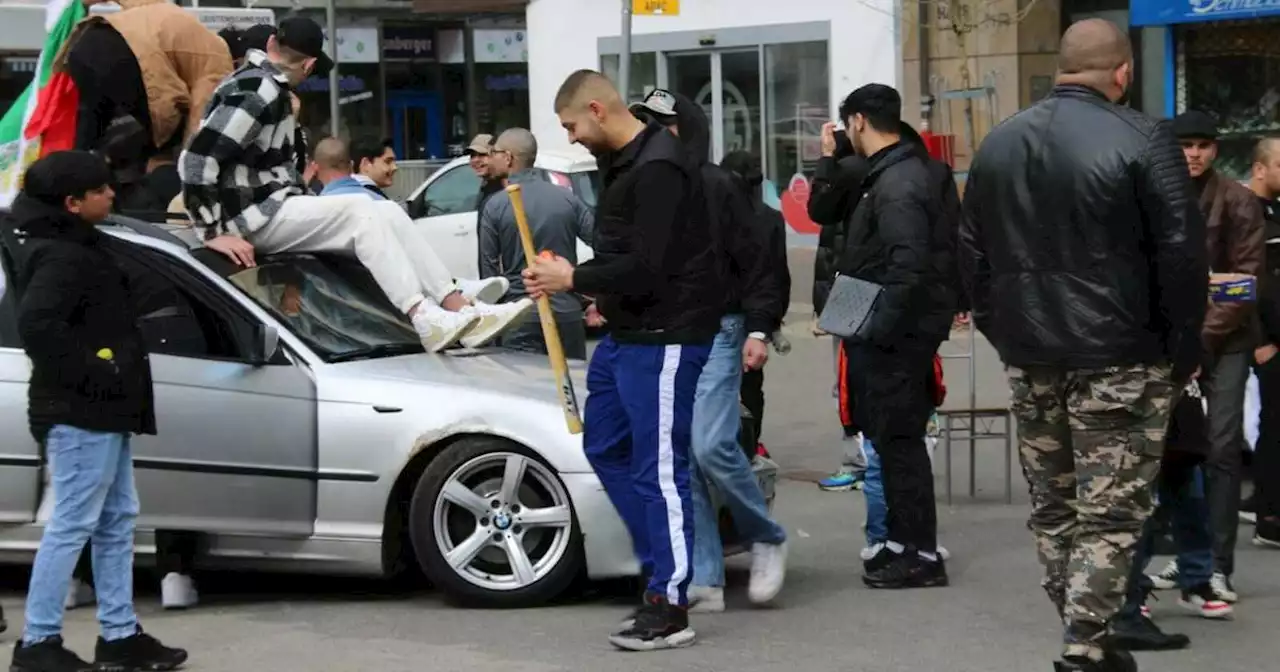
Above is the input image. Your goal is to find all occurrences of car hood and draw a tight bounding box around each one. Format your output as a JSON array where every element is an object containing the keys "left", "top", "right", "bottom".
[{"left": 319, "top": 348, "right": 588, "bottom": 405}]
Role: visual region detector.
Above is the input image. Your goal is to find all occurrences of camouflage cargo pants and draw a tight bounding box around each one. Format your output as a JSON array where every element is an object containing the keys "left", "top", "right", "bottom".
[{"left": 1008, "top": 363, "right": 1175, "bottom": 661}]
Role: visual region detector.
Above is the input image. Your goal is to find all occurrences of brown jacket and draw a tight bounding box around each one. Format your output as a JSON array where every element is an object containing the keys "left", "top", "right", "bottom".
[
  {"left": 1200, "top": 170, "right": 1266, "bottom": 355},
  {"left": 97, "top": 0, "right": 232, "bottom": 149}
]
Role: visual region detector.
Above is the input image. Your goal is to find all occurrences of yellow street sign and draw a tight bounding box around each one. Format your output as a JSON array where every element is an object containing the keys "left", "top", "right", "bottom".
[{"left": 633, "top": 0, "right": 679, "bottom": 16}]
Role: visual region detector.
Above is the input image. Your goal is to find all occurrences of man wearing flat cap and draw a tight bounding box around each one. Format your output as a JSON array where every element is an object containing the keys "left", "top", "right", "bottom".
[{"left": 1170, "top": 110, "right": 1265, "bottom": 604}]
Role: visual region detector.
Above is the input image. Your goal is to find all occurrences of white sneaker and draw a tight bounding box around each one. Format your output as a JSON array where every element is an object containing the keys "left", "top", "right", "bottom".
[
  {"left": 860, "top": 543, "right": 885, "bottom": 561},
  {"left": 65, "top": 579, "right": 95, "bottom": 610},
  {"left": 412, "top": 305, "right": 481, "bottom": 353},
  {"left": 161, "top": 572, "right": 199, "bottom": 610},
  {"left": 688, "top": 585, "right": 725, "bottom": 613},
  {"left": 747, "top": 541, "right": 787, "bottom": 605},
  {"left": 456, "top": 277, "right": 508, "bottom": 304},
  {"left": 937, "top": 546, "right": 951, "bottom": 561},
  {"left": 458, "top": 299, "right": 536, "bottom": 349},
  {"left": 1148, "top": 559, "right": 1179, "bottom": 590},
  {"left": 1211, "top": 571, "right": 1239, "bottom": 603}
]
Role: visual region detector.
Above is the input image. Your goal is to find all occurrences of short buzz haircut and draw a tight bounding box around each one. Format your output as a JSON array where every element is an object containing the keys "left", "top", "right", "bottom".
[
  {"left": 312, "top": 136, "right": 350, "bottom": 171},
  {"left": 352, "top": 138, "right": 394, "bottom": 168},
  {"left": 554, "top": 69, "right": 618, "bottom": 113},
  {"left": 1254, "top": 136, "right": 1280, "bottom": 166},
  {"left": 1057, "top": 18, "right": 1132, "bottom": 75}
]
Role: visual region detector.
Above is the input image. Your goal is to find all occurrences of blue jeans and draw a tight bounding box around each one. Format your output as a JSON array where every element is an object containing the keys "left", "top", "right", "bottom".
[
  {"left": 25, "top": 425, "right": 139, "bottom": 644},
  {"left": 863, "top": 439, "right": 888, "bottom": 546},
  {"left": 584, "top": 334, "right": 711, "bottom": 606},
  {"left": 1118, "top": 465, "right": 1214, "bottom": 619},
  {"left": 690, "top": 315, "right": 786, "bottom": 588}
]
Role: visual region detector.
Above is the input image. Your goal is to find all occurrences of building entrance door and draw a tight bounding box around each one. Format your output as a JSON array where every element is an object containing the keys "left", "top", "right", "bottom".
[
  {"left": 387, "top": 91, "right": 444, "bottom": 160},
  {"left": 666, "top": 48, "right": 763, "bottom": 165}
]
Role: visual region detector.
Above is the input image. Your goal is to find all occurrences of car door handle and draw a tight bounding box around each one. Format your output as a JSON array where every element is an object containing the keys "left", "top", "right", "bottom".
[
  {"left": 373, "top": 405, "right": 402, "bottom": 413},
  {"left": 453, "top": 230, "right": 469, "bottom": 237}
]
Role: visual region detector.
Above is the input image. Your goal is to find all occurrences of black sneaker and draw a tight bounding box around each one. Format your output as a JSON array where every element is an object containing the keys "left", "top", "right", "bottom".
[
  {"left": 607, "top": 594, "right": 696, "bottom": 651},
  {"left": 11, "top": 637, "right": 93, "bottom": 672},
  {"left": 1253, "top": 517, "right": 1280, "bottom": 548},
  {"left": 863, "top": 552, "right": 948, "bottom": 589},
  {"left": 1053, "top": 649, "right": 1137, "bottom": 672},
  {"left": 862, "top": 544, "right": 897, "bottom": 575},
  {"left": 1106, "top": 614, "right": 1190, "bottom": 651},
  {"left": 92, "top": 628, "right": 187, "bottom": 672}
]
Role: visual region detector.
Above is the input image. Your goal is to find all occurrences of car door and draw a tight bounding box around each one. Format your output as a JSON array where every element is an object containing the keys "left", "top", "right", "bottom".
[
  {"left": 411, "top": 165, "right": 482, "bottom": 279},
  {"left": 0, "top": 244, "right": 39, "bottom": 523},
  {"left": 110, "top": 243, "right": 319, "bottom": 537}
]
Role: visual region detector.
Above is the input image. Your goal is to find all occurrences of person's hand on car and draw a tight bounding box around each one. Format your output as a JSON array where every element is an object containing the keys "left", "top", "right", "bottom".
[{"left": 207, "top": 235, "right": 256, "bottom": 268}]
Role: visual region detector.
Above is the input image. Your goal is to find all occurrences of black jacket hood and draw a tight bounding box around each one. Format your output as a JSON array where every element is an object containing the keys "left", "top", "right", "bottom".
[
  {"left": 9, "top": 194, "right": 101, "bottom": 247},
  {"left": 670, "top": 91, "right": 712, "bottom": 165}
]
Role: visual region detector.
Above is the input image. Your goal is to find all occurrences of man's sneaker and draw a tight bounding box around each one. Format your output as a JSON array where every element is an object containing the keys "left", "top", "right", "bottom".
[
  {"left": 818, "top": 469, "right": 862, "bottom": 492},
  {"left": 755, "top": 443, "right": 771, "bottom": 459},
  {"left": 412, "top": 305, "right": 480, "bottom": 353},
  {"left": 456, "top": 277, "right": 508, "bottom": 304},
  {"left": 93, "top": 628, "right": 187, "bottom": 672},
  {"left": 747, "top": 542, "right": 787, "bottom": 605},
  {"left": 687, "top": 585, "right": 724, "bottom": 614},
  {"left": 458, "top": 299, "right": 536, "bottom": 349},
  {"left": 1106, "top": 613, "right": 1190, "bottom": 651},
  {"left": 862, "top": 543, "right": 895, "bottom": 573},
  {"left": 1054, "top": 649, "right": 1137, "bottom": 672},
  {"left": 65, "top": 579, "right": 96, "bottom": 610},
  {"left": 1252, "top": 518, "right": 1280, "bottom": 548},
  {"left": 1210, "top": 571, "right": 1238, "bottom": 603},
  {"left": 1239, "top": 493, "right": 1257, "bottom": 524},
  {"left": 863, "top": 552, "right": 948, "bottom": 589},
  {"left": 608, "top": 595, "right": 696, "bottom": 651},
  {"left": 1178, "top": 582, "right": 1233, "bottom": 619},
  {"left": 10, "top": 637, "right": 92, "bottom": 672},
  {"left": 160, "top": 573, "right": 198, "bottom": 610},
  {"left": 1147, "top": 559, "right": 1179, "bottom": 590}
]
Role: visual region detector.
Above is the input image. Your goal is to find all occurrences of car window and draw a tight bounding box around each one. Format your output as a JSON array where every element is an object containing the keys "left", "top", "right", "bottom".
[
  {"left": 0, "top": 243, "right": 18, "bottom": 348},
  {"left": 422, "top": 166, "right": 482, "bottom": 216},
  {"left": 545, "top": 170, "right": 599, "bottom": 209}
]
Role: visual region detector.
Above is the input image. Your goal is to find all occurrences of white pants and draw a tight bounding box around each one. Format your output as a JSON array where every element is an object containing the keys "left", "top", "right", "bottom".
[{"left": 249, "top": 195, "right": 455, "bottom": 315}]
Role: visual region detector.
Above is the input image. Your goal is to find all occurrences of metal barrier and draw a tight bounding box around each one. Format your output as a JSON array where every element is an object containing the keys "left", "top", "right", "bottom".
[
  {"left": 387, "top": 159, "right": 451, "bottom": 203},
  {"left": 938, "top": 319, "right": 1015, "bottom": 504}
]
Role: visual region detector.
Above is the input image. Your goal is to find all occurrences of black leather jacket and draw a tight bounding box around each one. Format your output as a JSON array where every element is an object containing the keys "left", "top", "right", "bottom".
[{"left": 959, "top": 84, "right": 1208, "bottom": 376}]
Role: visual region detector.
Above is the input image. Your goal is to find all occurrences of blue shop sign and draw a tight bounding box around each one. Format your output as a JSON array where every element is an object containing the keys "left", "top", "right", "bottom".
[{"left": 1131, "top": 0, "right": 1280, "bottom": 26}]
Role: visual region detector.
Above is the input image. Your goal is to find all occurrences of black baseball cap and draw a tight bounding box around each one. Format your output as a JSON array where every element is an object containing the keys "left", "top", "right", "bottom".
[
  {"left": 1172, "top": 110, "right": 1218, "bottom": 141},
  {"left": 629, "top": 89, "right": 678, "bottom": 123},
  {"left": 276, "top": 17, "right": 334, "bottom": 79},
  {"left": 241, "top": 23, "right": 277, "bottom": 54}
]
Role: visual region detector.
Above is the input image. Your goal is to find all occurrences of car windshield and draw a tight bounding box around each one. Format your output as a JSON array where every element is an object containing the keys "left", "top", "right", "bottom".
[{"left": 228, "top": 256, "right": 424, "bottom": 362}]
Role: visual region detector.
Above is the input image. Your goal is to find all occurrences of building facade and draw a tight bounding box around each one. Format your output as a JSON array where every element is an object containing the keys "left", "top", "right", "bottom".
[{"left": 526, "top": 0, "right": 900, "bottom": 236}]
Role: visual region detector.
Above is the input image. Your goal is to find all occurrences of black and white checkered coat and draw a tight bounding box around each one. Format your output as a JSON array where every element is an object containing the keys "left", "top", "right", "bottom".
[{"left": 179, "top": 50, "right": 303, "bottom": 240}]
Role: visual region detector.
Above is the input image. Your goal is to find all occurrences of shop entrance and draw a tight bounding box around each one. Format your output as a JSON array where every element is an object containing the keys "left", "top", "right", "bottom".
[
  {"left": 387, "top": 91, "right": 445, "bottom": 160},
  {"left": 665, "top": 48, "right": 763, "bottom": 164}
]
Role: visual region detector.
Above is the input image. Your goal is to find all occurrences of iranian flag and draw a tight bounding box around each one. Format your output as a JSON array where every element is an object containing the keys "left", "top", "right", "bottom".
[{"left": 0, "top": 0, "right": 88, "bottom": 208}]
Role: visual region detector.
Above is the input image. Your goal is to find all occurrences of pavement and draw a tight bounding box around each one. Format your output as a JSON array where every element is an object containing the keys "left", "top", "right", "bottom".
[{"left": 2, "top": 247, "right": 1278, "bottom": 671}]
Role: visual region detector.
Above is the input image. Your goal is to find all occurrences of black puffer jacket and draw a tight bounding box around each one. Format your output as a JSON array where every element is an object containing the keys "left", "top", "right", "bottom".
[
  {"left": 837, "top": 140, "right": 960, "bottom": 345},
  {"left": 4, "top": 196, "right": 156, "bottom": 442},
  {"left": 664, "top": 92, "right": 785, "bottom": 334},
  {"left": 959, "top": 84, "right": 1208, "bottom": 375},
  {"left": 808, "top": 154, "right": 868, "bottom": 313}
]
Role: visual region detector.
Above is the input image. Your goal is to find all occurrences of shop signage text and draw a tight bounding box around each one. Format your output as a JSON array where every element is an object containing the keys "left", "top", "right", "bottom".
[
  {"left": 383, "top": 26, "right": 436, "bottom": 61},
  {"left": 1130, "top": 0, "right": 1280, "bottom": 26},
  {"left": 633, "top": 0, "right": 679, "bottom": 15}
]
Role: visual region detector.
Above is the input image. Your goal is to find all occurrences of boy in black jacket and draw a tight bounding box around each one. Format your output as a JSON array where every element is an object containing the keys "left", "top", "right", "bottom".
[{"left": 6, "top": 151, "right": 186, "bottom": 672}]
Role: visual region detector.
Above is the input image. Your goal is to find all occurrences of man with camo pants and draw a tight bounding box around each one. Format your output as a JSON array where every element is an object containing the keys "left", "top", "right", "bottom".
[{"left": 959, "top": 19, "right": 1207, "bottom": 672}]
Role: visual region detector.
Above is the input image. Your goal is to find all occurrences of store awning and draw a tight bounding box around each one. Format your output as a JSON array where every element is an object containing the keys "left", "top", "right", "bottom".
[
  {"left": 412, "top": 0, "right": 528, "bottom": 13},
  {"left": 1130, "top": 0, "right": 1280, "bottom": 27}
]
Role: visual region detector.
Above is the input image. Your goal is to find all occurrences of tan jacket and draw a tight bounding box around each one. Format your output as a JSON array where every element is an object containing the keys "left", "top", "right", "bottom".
[
  {"left": 1200, "top": 170, "right": 1266, "bottom": 355},
  {"left": 100, "top": 0, "right": 232, "bottom": 149}
]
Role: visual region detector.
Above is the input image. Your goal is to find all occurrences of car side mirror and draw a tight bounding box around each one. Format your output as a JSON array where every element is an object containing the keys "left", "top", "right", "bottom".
[
  {"left": 406, "top": 196, "right": 427, "bottom": 219},
  {"left": 249, "top": 324, "right": 281, "bottom": 366}
]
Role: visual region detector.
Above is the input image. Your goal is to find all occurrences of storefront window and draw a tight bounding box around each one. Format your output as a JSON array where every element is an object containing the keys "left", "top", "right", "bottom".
[
  {"left": 476, "top": 63, "right": 530, "bottom": 136},
  {"left": 296, "top": 64, "right": 383, "bottom": 153},
  {"left": 1180, "top": 19, "right": 1280, "bottom": 178},
  {"left": 764, "top": 41, "right": 829, "bottom": 208},
  {"left": 601, "top": 53, "right": 658, "bottom": 103}
]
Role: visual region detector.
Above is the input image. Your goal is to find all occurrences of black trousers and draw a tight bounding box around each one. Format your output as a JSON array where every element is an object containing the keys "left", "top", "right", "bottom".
[
  {"left": 1255, "top": 358, "right": 1280, "bottom": 520},
  {"left": 74, "top": 530, "right": 199, "bottom": 584},
  {"left": 844, "top": 337, "right": 940, "bottom": 553},
  {"left": 741, "top": 368, "right": 765, "bottom": 440},
  {"left": 1202, "top": 350, "right": 1250, "bottom": 575}
]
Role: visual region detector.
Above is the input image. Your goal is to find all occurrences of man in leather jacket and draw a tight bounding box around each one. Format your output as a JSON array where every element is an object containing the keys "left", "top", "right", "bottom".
[
  {"left": 958, "top": 19, "right": 1207, "bottom": 672},
  {"left": 1171, "top": 112, "right": 1265, "bottom": 602},
  {"left": 1249, "top": 136, "right": 1280, "bottom": 547}
]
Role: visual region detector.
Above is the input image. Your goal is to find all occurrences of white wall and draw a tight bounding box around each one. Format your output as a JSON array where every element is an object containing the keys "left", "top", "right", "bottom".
[{"left": 526, "top": 0, "right": 900, "bottom": 154}]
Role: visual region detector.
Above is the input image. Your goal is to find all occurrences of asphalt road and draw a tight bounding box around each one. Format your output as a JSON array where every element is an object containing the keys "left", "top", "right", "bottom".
[{"left": 2, "top": 247, "right": 1277, "bottom": 671}]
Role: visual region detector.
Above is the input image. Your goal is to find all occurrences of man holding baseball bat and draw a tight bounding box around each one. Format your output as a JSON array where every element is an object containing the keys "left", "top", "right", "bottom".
[{"left": 525, "top": 69, "right": 723, "bottom": 651}]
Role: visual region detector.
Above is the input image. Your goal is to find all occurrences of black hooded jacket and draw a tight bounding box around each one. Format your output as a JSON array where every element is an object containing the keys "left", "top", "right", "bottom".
[
  {"left": 573, "top": 121, "right": 723, "bottom": 343},
  {"left": 663, "top": 92, "right": 785, "bottom": 334},
  {"left": 2, "top": 195, "right": 156, "bottom": 442}
]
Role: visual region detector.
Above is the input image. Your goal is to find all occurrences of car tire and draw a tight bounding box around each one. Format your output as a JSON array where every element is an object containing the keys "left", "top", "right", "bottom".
[{"left": 408, "top": 437, "right": 584, "bottom": 608}]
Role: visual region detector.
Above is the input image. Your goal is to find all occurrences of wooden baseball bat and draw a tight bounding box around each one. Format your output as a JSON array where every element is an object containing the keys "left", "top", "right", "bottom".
[{"left": 505, "top": 184, "right": 584, "bottom": 434}]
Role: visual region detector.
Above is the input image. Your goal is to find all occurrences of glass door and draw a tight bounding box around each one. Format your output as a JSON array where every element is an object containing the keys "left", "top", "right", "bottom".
[
  {"left": 386, "top": 91, "right": 444, "bottom": 160},
  {"left": 665, "top": 49, "right": 763, "bottom": 164}
]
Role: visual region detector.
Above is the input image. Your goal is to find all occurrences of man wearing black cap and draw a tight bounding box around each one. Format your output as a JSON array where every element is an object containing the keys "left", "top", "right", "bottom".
[
  {"left": 1169, "top": 110, "right": 1265, "bottom": 603},
  {"left": 831, "top": 83, "right": 959, "bottom": 590},
  {"left": 181, "top": 16, "right": 533, "bottom": 354}
]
